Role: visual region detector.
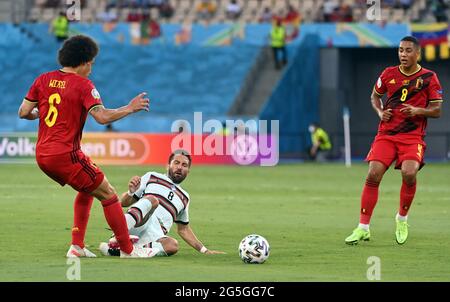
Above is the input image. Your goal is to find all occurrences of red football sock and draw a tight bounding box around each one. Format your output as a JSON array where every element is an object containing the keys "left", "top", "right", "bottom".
[
  {"left": 101, "top": 196, "right": 133, "bottom": 254},
  {"left": 359, "top": 179, "right": 380, "bottom": 225},
  {"left": 399, "top": 180, "right": 416, "bottom": 217},
  {"left": 72, "top": 192, "right": 94, "bottom": 249}
]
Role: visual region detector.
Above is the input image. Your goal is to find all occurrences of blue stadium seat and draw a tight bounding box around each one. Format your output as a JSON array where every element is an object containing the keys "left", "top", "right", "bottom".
[{"left": 0, "top": 23, "right": 260, "bottom": 133}]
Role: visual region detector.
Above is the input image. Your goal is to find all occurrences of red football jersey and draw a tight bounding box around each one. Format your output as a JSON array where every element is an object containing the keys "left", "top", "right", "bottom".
[
  {"left": 25, "top": 70, "right": 103, "bottom": 157},
  {"left": 373, "top": 65, "right": 443, "bottom": 139}
]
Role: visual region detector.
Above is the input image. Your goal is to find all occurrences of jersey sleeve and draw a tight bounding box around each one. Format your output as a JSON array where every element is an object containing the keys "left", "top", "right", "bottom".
[
  {"left": 175, "top": 203, "right": 189, "bottom": 225},
  {"left": 316, "top": 129, "right": 326, "bottom": 143},
  {"left": 427, "top": 73, "right": 444, "bottom": 102},
  {"left": 373, "top": 69, "right": 388, "bottom": 96},
  {"left": 25, "top": 77, "right": 41, "bottom": 102},
  {"left": 81, "top": 80, "right": 103, "bottom": 112}
]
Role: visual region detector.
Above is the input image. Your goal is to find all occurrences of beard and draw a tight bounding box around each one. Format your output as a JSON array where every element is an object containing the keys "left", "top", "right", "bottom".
[{"left": 168, "top": 169, "right": 186, "bottom": 184}]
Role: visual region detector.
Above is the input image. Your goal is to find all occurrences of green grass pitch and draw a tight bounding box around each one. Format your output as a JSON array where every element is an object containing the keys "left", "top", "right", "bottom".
[{"left": 0, "top": 163, "right": 449, "bottom": 281}]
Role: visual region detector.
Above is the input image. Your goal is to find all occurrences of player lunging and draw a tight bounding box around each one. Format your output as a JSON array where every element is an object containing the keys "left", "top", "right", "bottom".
[
  {"left": 18, "top": 35, "right": 156, "bottom": 258},
  {"left": 99, "top": 150, "right": 225, "bottom": 256},
  {"left": 345, "top": 36, "right": 443, "bottom": 245}
]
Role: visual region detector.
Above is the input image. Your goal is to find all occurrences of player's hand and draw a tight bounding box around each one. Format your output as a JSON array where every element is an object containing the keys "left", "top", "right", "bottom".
[
  {"left": 128, "top": 92, "right": 150, "bottom": 112},
  {"left": 380, "top": 108, "right": 393, "bottom": 122},
  {"left": 31, "top": 107, "right": 39, "bottom": 120},
  {"left": 400, "top": 104, "right": 422, "bottom": 117},
  {"left": 204, "top": 250, "right": 227, "bottom": 255},
  {"left": 128, "top": 176, "right": 141, "bottom": 193}
]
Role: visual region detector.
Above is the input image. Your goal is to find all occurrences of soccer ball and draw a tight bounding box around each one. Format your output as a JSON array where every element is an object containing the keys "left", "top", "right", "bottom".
[{"left": 238, "top": 234, "right": 270, "bottom": 264}]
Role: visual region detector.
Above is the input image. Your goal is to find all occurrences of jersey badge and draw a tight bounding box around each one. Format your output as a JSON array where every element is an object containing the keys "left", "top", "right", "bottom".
[
  {"left": 377, "top": 77, "right": 382, "bottom": 88},
  {"left": 91, "top": 89, "right": 101, "bottom": 99},
  {"left": 415, "top": 77, "right": 423, "bottom": 89}
]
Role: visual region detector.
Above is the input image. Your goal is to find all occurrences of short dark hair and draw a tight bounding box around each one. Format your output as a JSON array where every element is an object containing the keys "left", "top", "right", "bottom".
[
  {"left": 400, "top": 36, "right": 420, "bottom": 49},
  {"left": 169, "top": 149, "right": 192, "bottom": 167},
  {"left": 58, "top": 35, "right": 99, "bottom": 67}
]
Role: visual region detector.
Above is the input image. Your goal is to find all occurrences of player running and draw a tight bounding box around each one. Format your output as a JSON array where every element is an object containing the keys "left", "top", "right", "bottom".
[
  {"left": 18, "top": 35, "right": 155, "bottom": 258},
  {"left": 345, "top": 36, "right": 443, "bottom": 245},
  {"left": 99, "top": 150, "right": 225, "bottom": 257}
]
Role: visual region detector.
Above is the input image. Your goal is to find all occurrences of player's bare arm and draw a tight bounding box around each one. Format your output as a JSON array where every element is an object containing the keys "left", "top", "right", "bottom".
[
  {"left": 310, "top": 142, "right": 320, "bottom": 157},
  {"left": 176, "top": 223, "right": 226, "bottom": 255},
  {"left": 120, "top": 176, "right": 141, "bottom": 207},
  {"left": 400, "top": 101, "right": 442, "bottom": 118},
  {"left": 311, "top": 136, "right": 325, "bottom": 155},
  {"left": 89, "top": 92, "right": 150, "bottom": 125},
  {"left": 371, "top": 89, "right": 392, "bottom": 122},
  {"left": 18, "top": 99, "right": 39, "bottom": 120}
]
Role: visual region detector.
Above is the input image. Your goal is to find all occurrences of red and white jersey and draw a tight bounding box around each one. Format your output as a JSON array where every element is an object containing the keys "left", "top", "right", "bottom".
[
  {"left": 25, "top": 70, "right": 103, "bottom": 157},
  {"left": 134, "top": 172, "right": 190, "bottom": 232},
  {"left": 373, "top": 65, "right": 443, "bottom": 140}
]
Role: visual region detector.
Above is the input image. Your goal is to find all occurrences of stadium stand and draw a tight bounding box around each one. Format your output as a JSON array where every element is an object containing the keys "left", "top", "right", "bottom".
[
  {"left": 14, "top": 0, "right": 446, "bottom": 24},
  {"left": 0, "top": 21, "right": 263, "bottom": 133},
  {"left": 1, "top": 0, "right": 449, "bottom": 158}
]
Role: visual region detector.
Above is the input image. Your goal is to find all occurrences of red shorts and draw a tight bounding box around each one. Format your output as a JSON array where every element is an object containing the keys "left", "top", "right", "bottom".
[
  {"left": 365, "top": 135, "right": 426, "bottom": 169},
  {"left": 36, "top": 150, "right": 105, "bottom": 193}
]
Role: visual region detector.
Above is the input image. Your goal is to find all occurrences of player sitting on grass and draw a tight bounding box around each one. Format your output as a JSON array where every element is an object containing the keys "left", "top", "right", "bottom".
[{"left": 99, "top": 150, "right": 225, "bottom": 257}]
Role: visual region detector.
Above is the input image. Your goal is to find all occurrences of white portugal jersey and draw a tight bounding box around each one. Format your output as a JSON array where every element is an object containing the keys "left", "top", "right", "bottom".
[{"left": 133, "top": 172, "right": 190, "bottom": 235}]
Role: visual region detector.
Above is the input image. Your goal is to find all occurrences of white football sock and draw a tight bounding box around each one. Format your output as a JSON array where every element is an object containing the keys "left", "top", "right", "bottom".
[
  {"left": 151, "top": 241, "right": 168, "bottom": 256},
  {"left": 358, "top": 223, "right": 370, "bottom": 231},
  {"left": 133, "top": 198, "right": 153, "bottom": 215},
  {"left": 396, "top": 213, "right": 407, "bottom": 221},
  {"left": 125, "top": 198, "right": 154, "bottom": 229},
  {"left": 125, "top": 213, "right": 136, "bottom": 230}
]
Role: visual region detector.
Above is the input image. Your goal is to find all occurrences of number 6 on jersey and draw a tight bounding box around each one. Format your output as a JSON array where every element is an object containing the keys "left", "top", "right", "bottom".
[{"left": 45, "top": 93, "right": 61, "bottom": 127}]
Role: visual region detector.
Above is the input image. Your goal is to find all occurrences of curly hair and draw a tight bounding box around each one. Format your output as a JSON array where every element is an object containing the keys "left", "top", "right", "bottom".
[{"left": 58, "top": 35, "right": 99, "bottom": 67}]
